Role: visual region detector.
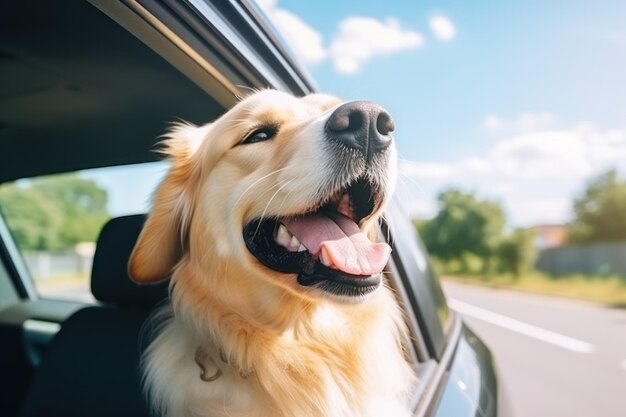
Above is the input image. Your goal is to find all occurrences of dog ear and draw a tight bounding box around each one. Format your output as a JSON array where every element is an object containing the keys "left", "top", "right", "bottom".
[{"left": 129, "top": 124, "right": 204, "bottom": 283}]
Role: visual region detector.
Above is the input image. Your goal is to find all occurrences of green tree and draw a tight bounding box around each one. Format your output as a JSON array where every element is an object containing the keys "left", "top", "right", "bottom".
[
  {"left": 0, "top": 174, "right": 109, "bottom": 250},
  {"left": 32, "top": 174, "right": 109, "bottom": 247},
  {"left": 569, "top": 169, "right": 626, "bottom": 243},
  {"left": 497, "top": 228, "right": 537, "bottom": 277},
  {"left": 0, "top": 184, "right": 64, "bottom": 250},
  {"left": 418, "top": 189, "right": 506, "bottom": 270}
]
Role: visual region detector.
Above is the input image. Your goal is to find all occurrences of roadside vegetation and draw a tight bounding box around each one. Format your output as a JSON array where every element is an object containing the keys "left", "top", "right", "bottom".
[
  {"left": 0, "top": 173, "right": 109, "bottom": 251},
  {"left": 443, "top": 272, "right": 626, "bottom": 308},
  {"left": 415, "top": 169, "right": 626, "bottom": 308},
  {"left": 0, "top": 174, "right": 109, "bottom": 290}
]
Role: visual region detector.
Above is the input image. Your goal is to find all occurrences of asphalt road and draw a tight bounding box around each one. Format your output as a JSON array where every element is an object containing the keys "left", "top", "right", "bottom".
[{"left": 442, "top": 281, "right": 626, "bottom": 417}]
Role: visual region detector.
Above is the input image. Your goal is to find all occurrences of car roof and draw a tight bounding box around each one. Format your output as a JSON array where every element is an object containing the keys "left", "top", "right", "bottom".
[{"left": 0, "top": 0, "right": 315, "bottom": 183}]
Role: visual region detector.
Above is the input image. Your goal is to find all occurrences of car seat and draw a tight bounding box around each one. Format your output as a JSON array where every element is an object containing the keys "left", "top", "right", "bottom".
[{"left": 18, "top": 215, "right": 168, "bottom": 417}]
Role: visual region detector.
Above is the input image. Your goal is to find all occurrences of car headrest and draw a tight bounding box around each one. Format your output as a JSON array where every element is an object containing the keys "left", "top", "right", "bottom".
[{"left": 91, "top": 215, "right": 168, "bottom": 307}]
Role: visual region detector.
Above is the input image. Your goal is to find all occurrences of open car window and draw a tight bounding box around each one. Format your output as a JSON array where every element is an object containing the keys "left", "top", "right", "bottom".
[{"left": 0, "top": 162, "right": 167, "bottom": 302}]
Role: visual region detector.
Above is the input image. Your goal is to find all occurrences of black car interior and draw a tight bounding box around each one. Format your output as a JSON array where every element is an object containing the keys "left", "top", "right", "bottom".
[
  {"left": 0, "top": 0, "right": 225, "bottom": 184},
  {"left": 1, "top": 215, "right": 167, "bottom": 417},
  {"left": 0, "top": 2, "right": 222, "bottom": 411}
]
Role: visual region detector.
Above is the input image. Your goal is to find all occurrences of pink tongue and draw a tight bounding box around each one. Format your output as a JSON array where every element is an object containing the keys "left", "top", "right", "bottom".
[{"left": 282, "top": 213, "right": 391, "bottom": 276}]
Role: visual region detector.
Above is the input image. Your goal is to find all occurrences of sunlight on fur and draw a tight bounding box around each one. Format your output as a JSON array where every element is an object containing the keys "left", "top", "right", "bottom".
[{"left": 129, "top": 90, "right": 416, "bottom": 417}]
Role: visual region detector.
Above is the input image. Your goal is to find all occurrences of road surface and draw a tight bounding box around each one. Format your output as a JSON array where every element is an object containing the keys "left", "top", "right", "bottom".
[{"left": 442, "top": 281, "right": 626, "bottom": 417}]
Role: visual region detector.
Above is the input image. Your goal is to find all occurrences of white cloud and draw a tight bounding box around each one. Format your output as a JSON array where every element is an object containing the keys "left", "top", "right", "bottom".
[
  {"left": 484, "top": 112, "right": 556, "bottom": 133},
  {"left": 329, "top": 17, "right": 424, "bottom": 74},
  {"left": 400, "top": 199, "right": 438, "bottom": 220},
  {"left": 501, "top": 197, "right": 571, "bottom": 226},
  {"left": 488, "top": 131, "right": 588, "bottom": 179},
  {"left": 429, "top": 15, "right": 456, "bottom": 41},
  {"left": 257, "top": 0, "right": 326, "bottom": 66},
  {"left": 483, "top": 115, "right": 503, "bottom": 132},
  {"left": 460, "top": 157, "right": 493, "bottom": 175},
  {"left": 399, "top": 121, "right": 626, "bottom": 226},
  {"left": 485, "top": 123, "right": 626, "bottom": 180},
  {"left": 399, "top": 161, "right": 454, "bottom": 181},
  {"left": 514, "top": 112, "right": 555, "bottom": 131},
  {"left": 257, "top": 1, "right": 438, "bottom": 75}
]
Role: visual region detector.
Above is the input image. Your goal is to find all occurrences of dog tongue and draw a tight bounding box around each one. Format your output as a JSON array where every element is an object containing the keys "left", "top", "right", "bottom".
[{"left": 282, "top": 213, "right": 391, "bottom": 276}]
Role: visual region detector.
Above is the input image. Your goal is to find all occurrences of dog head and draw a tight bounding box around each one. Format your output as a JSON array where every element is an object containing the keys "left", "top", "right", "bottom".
[{"left": 129, "top": 90, "right": 398, "bottom": 304}]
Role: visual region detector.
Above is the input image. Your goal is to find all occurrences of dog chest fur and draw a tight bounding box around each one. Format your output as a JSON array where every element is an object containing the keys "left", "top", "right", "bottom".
[{"left": 143, "top": 286, "right": 415, "bottom": 417}]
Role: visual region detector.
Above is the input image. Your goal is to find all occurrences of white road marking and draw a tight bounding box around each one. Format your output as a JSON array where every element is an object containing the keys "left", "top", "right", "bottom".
[{"left": 448, "top": 298, "right": 596, "bottom": 354}]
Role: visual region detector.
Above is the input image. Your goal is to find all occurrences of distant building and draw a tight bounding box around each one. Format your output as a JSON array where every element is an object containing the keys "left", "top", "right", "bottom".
[{"left": 529, "top": 224, "right": 568, "bottom": 249}]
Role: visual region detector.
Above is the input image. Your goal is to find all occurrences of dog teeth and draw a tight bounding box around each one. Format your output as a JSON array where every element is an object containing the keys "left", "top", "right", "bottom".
[
  {"left": 298, "top": 244, "right": 307, "bottom": 252},
  {"left": 276, "top": 224, "right": 304, "bottom": 252},
  {"left": 276, "top": 224, "right": 293, "bottom": 248},
  {"left": 288, "top": 235, "right": 302, "bottom": 252}
]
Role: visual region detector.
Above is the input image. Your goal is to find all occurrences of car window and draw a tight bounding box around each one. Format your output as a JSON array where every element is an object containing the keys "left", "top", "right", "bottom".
[
  {"left": 386, "top": 196, "right": 451, "bottom": 358},
  {"left": 0, "top": 162, "right": 167, "bottom": 302}
]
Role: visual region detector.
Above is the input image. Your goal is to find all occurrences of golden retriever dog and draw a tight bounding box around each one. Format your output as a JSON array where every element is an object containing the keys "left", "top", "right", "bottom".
[{"left": 129, "top": 90, "right": 415, "bottom": 417}]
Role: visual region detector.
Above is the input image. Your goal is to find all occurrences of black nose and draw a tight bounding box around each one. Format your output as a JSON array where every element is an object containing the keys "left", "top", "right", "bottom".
[{"left": 325, "top": 101, "right": 394, "bottom": 161}]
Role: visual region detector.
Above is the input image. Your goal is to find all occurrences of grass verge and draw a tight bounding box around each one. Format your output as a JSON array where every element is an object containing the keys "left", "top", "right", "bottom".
[{"left": 442, "top": 271, "right": 626, "bottom": 308}]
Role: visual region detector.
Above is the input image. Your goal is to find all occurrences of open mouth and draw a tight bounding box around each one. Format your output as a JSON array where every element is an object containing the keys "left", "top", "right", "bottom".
[{"left": 243, "top": 177, "right": 390, "bottom": 299}]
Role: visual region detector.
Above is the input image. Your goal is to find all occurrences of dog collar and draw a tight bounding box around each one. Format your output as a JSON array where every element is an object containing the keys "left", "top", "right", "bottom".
[
  {"left": 194, "top": 346, "right": 253, "bottom": 381},
  {"left": 194, "top": 347, "right": 222, "bottom": 382}
]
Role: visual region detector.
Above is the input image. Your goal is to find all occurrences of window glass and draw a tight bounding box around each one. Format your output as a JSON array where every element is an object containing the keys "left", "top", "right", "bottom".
[
  {"left": 387, "top": 196, "right": 451, "bottom": 358},
  {"left": 0, "top": 162, "right": 167, "bottom": 302},
  {"left": 0, "top": 258, "right": 18, "bottom": 310}
]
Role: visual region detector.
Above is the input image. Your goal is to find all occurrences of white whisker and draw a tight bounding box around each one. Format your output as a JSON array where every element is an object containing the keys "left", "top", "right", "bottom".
[
  {"left": 254, "top": 179, "right": 295, "bottom": 238},
  {"left": 232, "top": 165, "right": 296, "bottom": 210}
]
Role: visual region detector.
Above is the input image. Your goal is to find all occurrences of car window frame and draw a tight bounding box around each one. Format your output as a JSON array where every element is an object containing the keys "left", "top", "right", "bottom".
[
  {"left": 0, "top": 208, "right": 37, "bottom": 301},
  {"left": 383, "top": 198, "right": 451, "bottom": 360},
  {"left": 379, "top": 198, "right": 462, "bottom": 413}
]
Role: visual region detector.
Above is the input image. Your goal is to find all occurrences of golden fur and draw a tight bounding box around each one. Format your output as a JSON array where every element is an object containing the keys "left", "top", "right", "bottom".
[{"left": 129, "top": 90, "right": 416, "bottom": 417}]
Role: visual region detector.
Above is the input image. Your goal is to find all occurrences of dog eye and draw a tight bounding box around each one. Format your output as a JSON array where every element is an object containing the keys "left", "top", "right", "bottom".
[{"left": 241, "top": 125, "right": 278, "bottom": 145}]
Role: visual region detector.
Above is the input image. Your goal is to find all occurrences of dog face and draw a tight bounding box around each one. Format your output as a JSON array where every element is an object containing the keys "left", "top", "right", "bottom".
[{"left": 129, "top": 90, "right": 398, "bottom": 303}]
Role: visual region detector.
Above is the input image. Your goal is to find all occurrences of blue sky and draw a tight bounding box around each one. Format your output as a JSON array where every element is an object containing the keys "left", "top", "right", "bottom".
[
  {"left": 85, "top": 1, "right": 626, "bottom": 227},
  {"left": 258, "top": 0, "right": 626, "bottom": 226}
]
